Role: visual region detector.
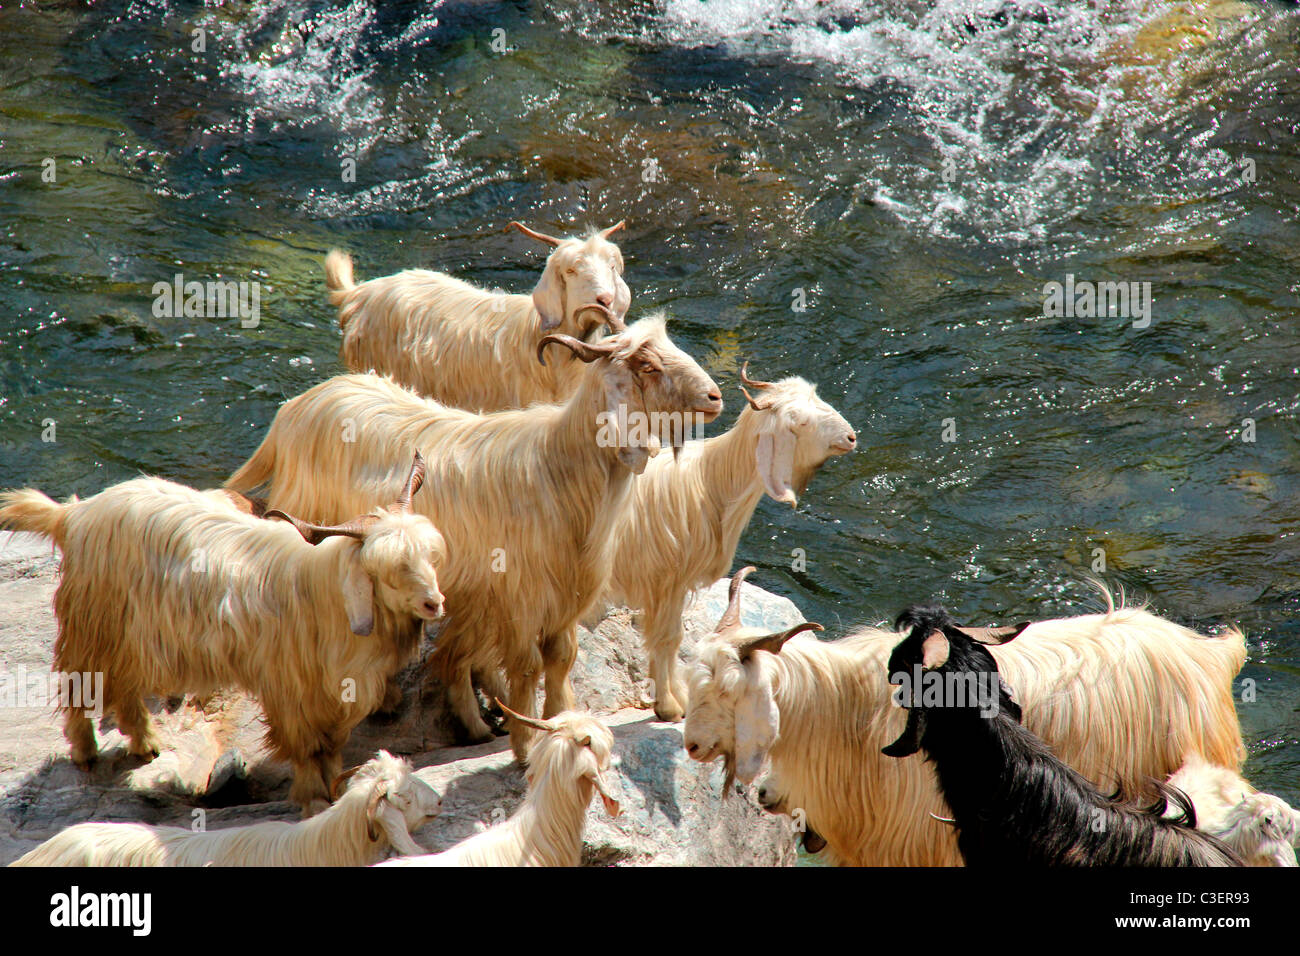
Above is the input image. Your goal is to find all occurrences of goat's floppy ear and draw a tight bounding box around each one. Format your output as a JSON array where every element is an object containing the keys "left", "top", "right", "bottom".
[
  {"left": 755, "top": 429, "right": 799, "bottom": 507},
  {"left": 921, "top": 630, "right": 950, "bottom": 670},
  {"left": 532, "top": 255, "right": 566, "bottom": 331},
  {"left": 954, "top": 622, "right": 1031, "bottom": 645},
  {"left": 340, "top": 550, "right": 375, "bottom": 637},
  {"left": 586, "top": 770, "right": 621, "bottom": 818},
  {"left": 882, "top": 708, "right": 927, "bottom": 758}
]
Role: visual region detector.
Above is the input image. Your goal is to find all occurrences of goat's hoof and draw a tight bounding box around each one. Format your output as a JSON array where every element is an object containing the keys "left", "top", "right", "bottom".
[
  {"left": 653, "top": 703, "right": 685, "bottom": 723},
  {"left": 489, "top": 723, "right": 509, "bottom": 737},
  {"left": 71, "top": 756, "right": 97, "bottom": 772}
]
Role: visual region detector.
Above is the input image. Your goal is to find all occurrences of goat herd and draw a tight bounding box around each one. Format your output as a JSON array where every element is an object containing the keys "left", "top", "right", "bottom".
[{"left": 3, "top": 222, "right": 1296, "bottom": 867}]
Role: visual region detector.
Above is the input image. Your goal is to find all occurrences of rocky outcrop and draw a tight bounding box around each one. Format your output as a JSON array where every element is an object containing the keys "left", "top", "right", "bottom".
[{"left": 0, "top": 531, "right": 798, "bottom": 866}]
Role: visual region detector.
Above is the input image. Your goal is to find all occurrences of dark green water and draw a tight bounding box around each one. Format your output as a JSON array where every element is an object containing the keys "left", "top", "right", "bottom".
[{"left": 1, "top": 0, "right": 1297, "bottom": 804}]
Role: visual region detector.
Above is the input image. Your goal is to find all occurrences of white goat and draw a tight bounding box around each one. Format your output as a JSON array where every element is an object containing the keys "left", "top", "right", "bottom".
[
  {"left": 606, "top": 363, "right": 855, "bottom": 720},
  {"left": 375, "top": 704, "right": 619, "bottom": 867},
  {"left": 227, "top": 316, "right": 722, "bottom": 761},
  {"left": 1166, "top": 754, "right": 1300, "bottom": 866},
  {"left": 11, "top": 751, "right": 441, "bottom": 867},
  {"left": 328, "top": 221, "right": 630, "bottom": 412},
  {"left": 0, "top": 454, "right": 445, "bottom": 813},
  {"left": 684, "top": 569, "right": 1248, "bottom": 866}
]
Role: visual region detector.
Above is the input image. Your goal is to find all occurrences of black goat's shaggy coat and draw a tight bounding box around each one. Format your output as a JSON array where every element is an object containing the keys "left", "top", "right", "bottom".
[{"left": 883, "top": 604, "right": 1241, "bottom": 867}]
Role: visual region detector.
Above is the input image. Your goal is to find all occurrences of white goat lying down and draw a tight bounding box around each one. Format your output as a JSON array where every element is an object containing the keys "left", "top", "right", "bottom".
[
  {"left": 1167, "top": 754, "right": 1300, "bottom": 866},
  {"left": 227, "top": 317, "right": 722, "bottom": 762},
  {"left": 684, "top": 570, "right": 1248, "bottom": 866},
  {"left": 328, "top": 221, "right": 630, "bottom": 412},
  {"left": 0, "top": 454, "right": 445, "bottom": 813},
  {"left": 11, "top": 752, "right": 440, "bottom": 867},
  {"left": 605, "top": 363, "right": 856, "bottom": 721},
  {"left": 376, "top": 704, "right": 619, "bottom": 867}
]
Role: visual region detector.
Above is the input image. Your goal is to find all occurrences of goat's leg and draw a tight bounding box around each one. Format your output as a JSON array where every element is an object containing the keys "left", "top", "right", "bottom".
[
  {"left": 540, "top": 626, "right": 577, "bottom": 718},
  {"left": 642, "top": 595, "right": 688, "bottom": 722},
  {"left": 63, "top": 707, "right": 98, "bottom": 769},
  {"left": 447, "top": 665, "right": 494, "bottom": 744},
  {"left": 503, "top": 656, "right": 542, "bottom": 763},
  {"left": 115, "top": 694, "right": 162, "bottom": 760},
  {"left": 290, "top": 756, "right": 331, "bottom": 817}
]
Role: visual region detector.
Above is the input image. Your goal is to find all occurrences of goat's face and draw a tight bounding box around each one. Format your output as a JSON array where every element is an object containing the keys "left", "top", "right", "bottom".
[
  {"left": 742, "top": 375, "right": 856, "bottom": 506},
  {"left": 533, "top": 231, "right": 630, "bottom": 336},
  {"left": 356, "top": 512, "right": 446, "bottom": 632},
  {"left": 344, "top": 751, "right": 443, "bottom": 850},
  {"left": 684, "top": 635, "right": 781, "bottom": 787},
  {"left": 882, "top": 605, "right": 1029, "bottom": 759},
  {"left": 527, "top": 712, "right": 622, "bottom": 817},
  {"left": 539, "top": 315, "right": 723, "bottom": 474}
]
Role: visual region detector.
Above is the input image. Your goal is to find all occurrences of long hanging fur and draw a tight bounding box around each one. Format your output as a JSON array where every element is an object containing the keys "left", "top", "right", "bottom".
[
  {"left": 327, "top": 227, "right": 629, "bottom": 413},
  {"left": 0, "top": 478, "right": 444, "bottom": 812},
  {"left": 227, "top": 317, "right": 721, "bottom": 760},
  {"left": 1166, "top": 754, "right": 1300, "bottom": 866},
  {"left": 605, "top": 375, "right": 854, "bottom": 721},
  {"left": 881, "top": 606, "right": 1241, "bottom": 866},
  {"left": 685, "top": 586, "right": 1246, "bottom": 866},
  {"left": 11, "top": 752, "right": 441, "bottom": 867},
  {"left": 375, "top": 712, "right": 618, "bottom": 867}
]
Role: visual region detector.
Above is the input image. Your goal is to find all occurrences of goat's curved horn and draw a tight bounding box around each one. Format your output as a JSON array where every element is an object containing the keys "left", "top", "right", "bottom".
[
  {"left": 494, "top": 698, "right": 557, "bottom": 733},
  {"left": 507, "top": 221, "right": 563, "bottom": 247},
  {"left": 953, "top": 622, "right": 1031, "bottom": 645},
  {"left": 600, "top": 220, "right": 626, "bottom": 239},
  {"left": 737, "top": 621, "right": 824, "bottom": 661},
  {"left": 391, "top": 450, "right": 427, "bottom": 513},
  {"left": 715, "top": 566, "right": 756, "bottom": 633},
  {"left": 740, "top": 385, "right": 774, "bottom": 412},
  {"left": 536, "top": 333, "right": 620, "bottom": 366},
  {"left": 740, "top": 361, "right": 774, "bottom": 390},
  {"left": 574, "top": 302, "right": 623, "bottom": 332},
  {"left": 329, "top": 765, "right": 364, "bottom": 801},
  {"left": 266, "top": 510, "right": 378, "bottom": 544}
]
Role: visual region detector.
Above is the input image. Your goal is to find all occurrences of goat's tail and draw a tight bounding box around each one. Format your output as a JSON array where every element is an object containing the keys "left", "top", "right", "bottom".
[
  {"left": 225, "top": 438, "right": 277, "bottom": 496},
  {"left": 0, "top": 488, "right": 72, "bottom": 546},
  {"left": 324, "top": 250, "right": 357, "bottom": 321}
]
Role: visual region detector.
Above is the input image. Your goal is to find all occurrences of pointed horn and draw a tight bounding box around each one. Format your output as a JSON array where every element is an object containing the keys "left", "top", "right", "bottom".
[
  {"left": 329, "top": 764, "right": 364, "bottom": 801},
  {"left": 600, "top": 220, "right": 626, "bottom": 239},
  {"left": 392, "top": 450, "right": 427, "bottom": 512},
  {"left": 536, "top": 333, "right": 620, "bottom": 367},
  {"left": 494, "top": 698, "right": 557, "bottom": 734},
  {"left": 953, "top": 622, "right": 1031, "bottom": 645},
  {"left": 266, "top": 510, "right": 377, "bottom": 544},
  {"left": 740, "top": 385, "right": 774, "bottom": 412},
  {"left": 507, "top": 221, "right": 562, "bottom": 247},
  {"left": 715, "top": 566, "right": 757, "bottom": 634},
  {"left": 365, "top": 780, "right": 388, "bottom": 842},
  {"left": 737, "top": 621, "right": 824, "bottom": 661},
  {"left": 740, "top": 361, "right": 774, "bottom": 390}
]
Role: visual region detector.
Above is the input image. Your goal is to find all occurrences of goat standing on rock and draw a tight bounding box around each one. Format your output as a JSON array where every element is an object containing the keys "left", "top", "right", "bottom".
[
  {"left": 882, "top": 605, "right": 1241, "bottom": 867},
  {"left": 227, "top": 317, "right": 722, "bottom": 762},
  {"left": 605, "top": 363, "right": 855, "bottom": 721},
  {"left": 0, "top": 453, "right": 444, "bottom": 814}
]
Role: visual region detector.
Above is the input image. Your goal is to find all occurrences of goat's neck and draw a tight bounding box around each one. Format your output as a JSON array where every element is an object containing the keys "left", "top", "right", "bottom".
[
  {"left": 510, "top": 777, "right": 590, "bottom": 867},
  {"left": 695, "top": 408, "right": 767, "bottom": 520},
  {"left": 288, "top": 788, "right": 381, "bottom": 865},
  {"left": 923, "top": 709, "right": 1042, "bottom": 827}
]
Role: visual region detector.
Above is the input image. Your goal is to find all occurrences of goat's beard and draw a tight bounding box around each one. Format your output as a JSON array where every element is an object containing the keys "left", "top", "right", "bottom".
[
  {"left": 722, "top": 752, "right": 737, "bottom": 797},
  {"left": 882, "top": 708, "right": 926, "bottom": 758}
]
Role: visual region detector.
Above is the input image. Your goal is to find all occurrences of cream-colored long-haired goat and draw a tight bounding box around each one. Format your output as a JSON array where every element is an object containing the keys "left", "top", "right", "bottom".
[
  {"left": 683, "top": 570, "right": 1247, "bottom": 866},
  {"left": 0, "top": 454, "right": 445, "bottom": 813},
  {"left": 375, "top": 704, "right": 619, "bottom": 867},
  {"left": 11, "top": 751, "right": 441, "bottom": 867},
  {"left": 328, "top": 221, "right": 630, "bottom": 413},
  {"left": 1166, "top": 754, "right": 1300, "bottom": 866},
  {"left": 227, "top": 316, "right": 722, "bottom": 761},
  {"left": 605, "top": 363, "right": 855, "bottom": 721}
]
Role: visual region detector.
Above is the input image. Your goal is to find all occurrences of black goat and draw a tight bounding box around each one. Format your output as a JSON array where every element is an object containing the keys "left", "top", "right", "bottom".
[{"left": 881, "top": 604, "right": 1241, "bottom": 867}]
